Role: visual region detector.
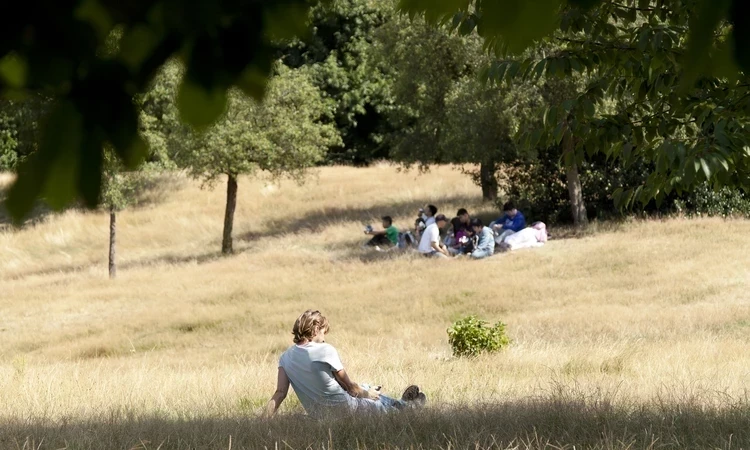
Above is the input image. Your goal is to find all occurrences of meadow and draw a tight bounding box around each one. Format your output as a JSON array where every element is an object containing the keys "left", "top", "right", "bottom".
[{"left": 1, "top": 165, "right": 749, "bottom": 449}]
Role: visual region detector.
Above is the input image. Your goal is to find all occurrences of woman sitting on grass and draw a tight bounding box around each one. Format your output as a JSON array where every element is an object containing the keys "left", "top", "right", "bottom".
[{"left": 266, "top": 310, "right": 426, "bottom": 419}]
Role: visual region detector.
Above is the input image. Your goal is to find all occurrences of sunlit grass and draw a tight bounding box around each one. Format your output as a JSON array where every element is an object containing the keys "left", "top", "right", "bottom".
[{"left": 1, "top": 165, "right": 749, "bottom": 449}]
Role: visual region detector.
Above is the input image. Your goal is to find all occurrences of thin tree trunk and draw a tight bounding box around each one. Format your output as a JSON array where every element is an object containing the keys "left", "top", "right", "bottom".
[
  {"left": 222, "top": 173, "right": 238, "bottom": 255},
  {"left": 566, "top": 162, "right": 588, "bottom": 226},
  {"left": 108, "top": 208, "right": 116, "bottom": 279},
  {"left": 480, "top": 161, "right": 498, "bottom": 202}
]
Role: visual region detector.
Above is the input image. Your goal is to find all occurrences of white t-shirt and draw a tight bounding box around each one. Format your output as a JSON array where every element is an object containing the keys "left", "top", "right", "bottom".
[
  {"left": 279, "top": 342, "right": 352, "bottom": 418},
  {"left": 418, "top": 222, "right": 440, "bottom": 253}
]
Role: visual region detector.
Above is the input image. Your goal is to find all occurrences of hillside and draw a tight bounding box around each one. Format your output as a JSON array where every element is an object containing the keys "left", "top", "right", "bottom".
[{"left": 1, "top": 166, "right": 749, "bottom": 449}]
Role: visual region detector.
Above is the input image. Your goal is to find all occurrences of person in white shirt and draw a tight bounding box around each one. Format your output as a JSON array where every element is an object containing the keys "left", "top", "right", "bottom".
[
  {"left": 418, "top": 214, "right": 449, "bottom": 258},
  {"left": 266, "top": 310, "right": 426, "bottom": 419},
  {"left": 422, "top": 204, "right": 438, "bottom": 226},
  {"left": 414, "top": 204, "right": 437, "bottom": 242}
]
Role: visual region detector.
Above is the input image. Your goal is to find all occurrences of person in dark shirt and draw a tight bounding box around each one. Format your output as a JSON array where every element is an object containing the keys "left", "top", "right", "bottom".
[
  {"left": 450, "top": 209, "right": 471, "bottom": 241},
  {"left": 491, "top": 201, "right": 526, "bottom": 244},
  {"left": 447, "top": 208, "right": 471, "bottom": 251}
]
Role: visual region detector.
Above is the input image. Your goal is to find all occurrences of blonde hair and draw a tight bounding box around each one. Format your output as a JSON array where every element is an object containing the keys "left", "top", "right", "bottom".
[{"left": 292, "top": 310, "right": 330, "bottom": 344}]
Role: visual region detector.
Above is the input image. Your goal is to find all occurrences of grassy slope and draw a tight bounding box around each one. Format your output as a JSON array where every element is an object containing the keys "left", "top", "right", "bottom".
[{"left": 0, "top": 166, "right": 749, "bottom": 449}]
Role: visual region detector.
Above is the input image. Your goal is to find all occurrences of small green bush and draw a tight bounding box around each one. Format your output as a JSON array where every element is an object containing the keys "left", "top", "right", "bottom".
[{"left": 447, "top": 316, "right": 511, "bottom": 357}]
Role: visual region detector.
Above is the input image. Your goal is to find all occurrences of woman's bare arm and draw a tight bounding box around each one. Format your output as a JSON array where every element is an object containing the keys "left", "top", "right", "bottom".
[
  {"left": 334, "top": 369, "right": 379, "bottom": 400},
  {"left": 265, "top": 367, "right": 291, "bottom": 416}
]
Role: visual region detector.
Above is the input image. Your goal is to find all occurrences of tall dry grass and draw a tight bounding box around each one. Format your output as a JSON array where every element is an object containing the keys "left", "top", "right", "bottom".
[{"left": 1, "top": 165, "right": 749, "bottom": 449}]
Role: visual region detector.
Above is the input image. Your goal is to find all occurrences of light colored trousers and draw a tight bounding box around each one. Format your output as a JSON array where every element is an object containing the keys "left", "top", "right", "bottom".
[{"left": 494, "top": 229, "right": 515, "bottom": 245}]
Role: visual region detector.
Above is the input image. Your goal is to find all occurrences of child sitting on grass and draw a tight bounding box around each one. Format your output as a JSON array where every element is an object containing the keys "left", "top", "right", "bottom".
[{"left": 364, "top": 216, "right": 399, "bottom": 250}]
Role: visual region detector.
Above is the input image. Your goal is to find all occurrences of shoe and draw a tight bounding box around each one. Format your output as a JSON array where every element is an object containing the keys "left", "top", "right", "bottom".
[
  {"left": 400, "top": 385, "right": 427, "bottom": 409},
  {"left": 401, "top": 385, "right": 421, "bottom": 402}
]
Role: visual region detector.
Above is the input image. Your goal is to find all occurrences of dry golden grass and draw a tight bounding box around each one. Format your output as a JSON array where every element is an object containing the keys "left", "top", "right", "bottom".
[{"left": 1, "top": 165, "right": 750, "bottom": 449}]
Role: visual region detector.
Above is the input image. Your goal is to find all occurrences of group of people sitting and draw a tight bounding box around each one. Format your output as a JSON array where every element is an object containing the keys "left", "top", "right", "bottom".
[{"left": 364, "top": 201, "right": 548, "bottom": 260}]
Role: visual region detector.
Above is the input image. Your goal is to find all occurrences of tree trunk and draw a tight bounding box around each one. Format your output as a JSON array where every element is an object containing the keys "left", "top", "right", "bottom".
[
  {"left": 222, "top": 173, "right": 238, "bottom": 255},
  {"left": 108, "top": 208, "right": 116, "bottom": 279},
  {"left": 480, "top": 161, "right": 498, "bottom": 202},
  {"left": 566, "top": 162, "right": 588, "bottom": 226}
]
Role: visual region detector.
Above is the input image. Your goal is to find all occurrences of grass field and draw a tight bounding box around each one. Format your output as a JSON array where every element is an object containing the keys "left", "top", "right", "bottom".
[{"left": 1, "top": 165, "right": 749, "bottom": 449}]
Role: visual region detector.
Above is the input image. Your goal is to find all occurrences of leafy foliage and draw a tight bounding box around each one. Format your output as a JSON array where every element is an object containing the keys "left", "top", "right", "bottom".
[
  {"left": 0, "top": 0, "right": 328, "bottom": 221},
  {"left": 404, "top": 0, "right": 750, "bottom": 209},
  {"left": 175, "top": 65, "right": 340, "bottom": 184},
  {"left": 447, "top": 315, "right": 511, "bottom": 358},
  {"left": 378, "top": 17, "right": 539, "bottom": 198},
  {"left": 100, "top": 149, "right": 158, "bottom": 213},
  {"left": 283, "top": 0, "right": 396, "bottom": 164},
  {"left": 500, "top": 147, "right": 656, "bottom": 224},
  {"left": 0, "top": 95, "right": 50, "bottom": 171},
  {"left": 0, "top": 110, "right": 17, "bottom": 171},
  {"left": 674, "top": 182, "right": 750, "bottom": 218}
]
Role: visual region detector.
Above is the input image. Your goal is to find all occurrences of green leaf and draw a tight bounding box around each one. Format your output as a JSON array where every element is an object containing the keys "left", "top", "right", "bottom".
[
  {"left": 459, "top": 16, "right": 477, "bottom": 34},
  {"left": 505, "top": 61, "right": 521, "bottom": 80},
  {"left": 533, "top": 60, "right": 547, "bottom": 79},
  {"left": 264, "top": 2, "right": 310, "bottom": 41},
  {"left": 700, "top": 158, "right": 712, "bottom": 180},
  {"left": 78, "top": 132, "right": 104, "bottom": 208},
  {"left": 637, "top": 28, "right": 651, "bottom": 52},
  {"left": 119, "top": 25, "right": 160, "bottom": 71},
  {"left": 74, "top": 0, "right": 114, "bottom": 40},
  {"left": 553, "top": 122, "right": 565, "bottom": 144},
  {"left": 682, "top": 0, "right": 731, "bottom": 90},
  {"left": 0, "top": 53, "right": 27, "bottom": 88},
  {"left": 452, "top": 11, "right": 467, "bottom": 29},
  {"left": 569, "top": 0, "right": 601, "bottom": 9},
  {"left": 6, "top": 101, "right": 84, "bottom": 220},
  {"left": 622, "top": 142, "right": 633, "bottom": 161},
  {"left": 582, "top": 98, "right": 595, "bottom": 117},
  {"left": 718, "top": 156, "right": 730, "bottom": 172},
  {"left": 177, "top": 78, "right": 228, "bottom": 129},
  {"left": 236, "top": 66, "right": 269, "bottom": 101},
  {"left": 530, "top": 129, "right": 542, "bottom": 147},
  {"left": 545, "top": 107, "right": 558, "bottom": 127},
  {"left": 612, "top": 187, "right": 624, "bottom": 207},
  {"left": 478, "top": 0, "right": 564, "bottom": 54}
]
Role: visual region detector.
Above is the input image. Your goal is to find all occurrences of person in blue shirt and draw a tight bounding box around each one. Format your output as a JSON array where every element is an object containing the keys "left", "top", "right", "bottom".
[
  {"left": 491, "top": 201, "right": 526, "bottom": 244},
  {"left": 469, "top": 218, "right": 495, "bottom": 259}
]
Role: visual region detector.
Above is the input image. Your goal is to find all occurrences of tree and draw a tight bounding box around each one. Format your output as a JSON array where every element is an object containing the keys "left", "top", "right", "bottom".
[
  {"left": 164, "top": 65, "right": 340, "bottom": 254},
  {"left": 0, "top": 108, "right": 18, "bottom": 171},
  {"left": 2, "top": 0, "right": 747, "bottom": 220},
  {"left": 402, "top": 0, "right": 750, "bottom": 213},
  {"left": 0, "top": 0, "right": 326, "bottom": 221},
  {"left": 100, "top": 149, "right": 150, "bottom": 279},
  {"left": 379, "top": 18, "right": 538, "bottom": 200},
  {"left": 0, "top": 95, "right": 50, "bottom": 171},
  {"left": 283, "top": 0, "right": 397, "bottom": 165}
]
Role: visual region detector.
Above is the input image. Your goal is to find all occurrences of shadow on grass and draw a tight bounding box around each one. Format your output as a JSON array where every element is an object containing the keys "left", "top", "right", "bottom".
[
  {"left": 0, "top": 187, "right": 54, "bottom": 230},
  {"left": 247, "top": 194, "right": 485, "bottom": 238},
  {"left": 1, "top": 399, "right": 748, "bottom": 449},
  {"left": 3, "top": 248, "right": 231, "bottom": 282},
  {"left": 0, "top": 173, "right": 186, "bottom": 231}
]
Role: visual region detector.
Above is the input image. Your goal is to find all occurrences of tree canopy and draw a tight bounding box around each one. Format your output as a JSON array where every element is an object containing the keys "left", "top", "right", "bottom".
[
  {"left": 0, "top": 0, "right": 326, "bottom": 221},
  {"left": 2, "top": 0, "right": 750, "bottom": 222},
  {"left": 401, "top": 0, "right": 750, "bottom": 208}
]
